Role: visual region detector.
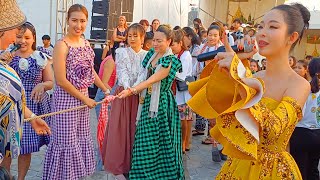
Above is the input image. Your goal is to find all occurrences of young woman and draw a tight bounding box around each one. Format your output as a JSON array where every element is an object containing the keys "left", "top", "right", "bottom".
[
  {"left": 290, "top": 58, "right": 320, "bottom": 180},
  {"left": 294, "top": 59, "right": 308, "bottom": 80},
  {"left": 150, "top": 19, "right": 160, "bottom": 34},
  {"left": 42, "top": 4, "right": 110, "bottom": 179},
  {"left": 188, "top": 3, "right": 310, "bottom": 179},
  {"left": 118, "top": 25, "right": 184, "bottom": 179},
  {"left": 250, "top": 59, "right": 261, "bottom": 74},
  {"left": 171, "top": 29, "right": 193, "bottom": 153},
  {"left": 101, "top": 23, "right": 147, "bottom": 180},
  {"left": 111, "top": 16, "right": 128, "bottom": 59},
  {"left": 8, "top": 22, "right": 53, "bottom": 180}
]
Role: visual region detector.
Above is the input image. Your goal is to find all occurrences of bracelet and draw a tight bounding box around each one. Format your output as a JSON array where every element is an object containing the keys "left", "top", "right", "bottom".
[
  {"left": 29, "top": 113, "right": 36, "bottom": 122},
  {"left": 128, "top": 87, "right": 138, "bottom": 95},
  {"left": 104, "top": 89, "right": 111, "bottom": 95}
]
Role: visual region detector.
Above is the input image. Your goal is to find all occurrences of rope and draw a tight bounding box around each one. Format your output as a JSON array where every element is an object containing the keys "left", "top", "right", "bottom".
[{"left": 24, "top": 97, "right": 115, "bottom": 122}]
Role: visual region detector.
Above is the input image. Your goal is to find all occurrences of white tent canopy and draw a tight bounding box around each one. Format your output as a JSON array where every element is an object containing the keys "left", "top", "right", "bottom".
[{"left": 132, "top": 0, "right": 190, "bottom": 28}]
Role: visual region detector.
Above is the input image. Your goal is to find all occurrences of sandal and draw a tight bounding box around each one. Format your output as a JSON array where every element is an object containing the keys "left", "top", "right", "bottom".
[{"left": 192, "top": 130, "right": 205, "bottom": 136}]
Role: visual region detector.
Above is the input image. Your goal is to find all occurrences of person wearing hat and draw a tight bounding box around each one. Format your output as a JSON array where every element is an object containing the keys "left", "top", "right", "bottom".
[{"left": 0, "top": 0, "right": 51, "bottom": 179}]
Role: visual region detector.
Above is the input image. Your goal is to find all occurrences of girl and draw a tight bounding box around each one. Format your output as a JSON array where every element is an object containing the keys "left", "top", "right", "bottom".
[
  {"left": 290, "top": 58, "right": 320, "bottom": 180},
  {"left": 42, "top": 4, "right": 110, "bottom": 179},
  {"left": 250, "top": 59, "right": 260, "bottom": 74},
  {"left": 118, "top": 25, "right": 184, "bottom": 180},
  {"left": 171, "top": 29, "right": 193, "bottom": 153},
  {"left": 9, "top": 22, "right": 53, "bottom": 180},
  {"left": 189, "top": 3, "right": 310, "bottom": 179},
  {"left": 294, "top": 59, "right": 308, "bottom": 80},
  {"left": 101, "top": 23, "right": 147, "bottom": 180},
  {"left": 111, "top": 16, "right": 128, "bottom": 59}
]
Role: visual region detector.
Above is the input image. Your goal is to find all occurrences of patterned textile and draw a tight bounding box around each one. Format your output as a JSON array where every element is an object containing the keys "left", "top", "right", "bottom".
[
  {"left": 97, "top": 95, "right": 116, "bottom": 153},
  {"left": 0, "top": 63, "right": 25, "bottom": 162},
  {"left": 115, "top": 47, "right": 147, "bottom": 89},
  {"left": 129, "top": 48, "right": 184, "bottom": 180},
  {"left": 43, "top": 40, "right": 96, "bottom": 180},
  {"left": 9, "top": 51, "right": 51, "bottom": 154},
  {"left": 36, "top": 46, "right": 53, "bottom": 57},
  {"left": 178, "top": 104, "right": 192, "bottom": 120}
]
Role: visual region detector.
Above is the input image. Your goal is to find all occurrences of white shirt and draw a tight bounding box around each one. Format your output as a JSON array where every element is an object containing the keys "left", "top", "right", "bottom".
[
  {"left": 297, "top": 91, "right": 320, "bottom": 129},
  {"left": 175, "top": 51, "right": 193, "bottom": 105},
  {"left": 115, "top": 47, "right": 147, "bottom": 89}
]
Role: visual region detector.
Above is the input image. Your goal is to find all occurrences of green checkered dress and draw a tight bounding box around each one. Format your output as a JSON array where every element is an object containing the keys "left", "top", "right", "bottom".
[{"left": 129, "top": 49, "right": 184, "bottom": 180}]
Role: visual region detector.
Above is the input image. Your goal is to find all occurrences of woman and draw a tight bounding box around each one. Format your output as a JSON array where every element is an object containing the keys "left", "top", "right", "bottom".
[
  {"left": 42, "top": 4, "right": 110, "bottom": 179},
  {"left": 171, "top": 29, "right": 193, "bottom": 153},
  {"left": 111, "top": 16, "right": 128, "bottom": 59},
  {"left": 294, "top": 59, "right": 308, "bottom": 80},
  {"left": 290, "top": 58, "right": 320, "bottom": 180},
  {"left": 118, "top": 25, "right": 184, "bottom": 179},
  {"left": 101, "top": 23, "right": 147, "bottom": 180},
  {"left": 139, "top": 19, "right": 150, "bottom": 32},
  {"left": 150, "top": 19, "right": 160, "bottom": 34},
  {"left": 8, "top": 22, "right": 53, "bottom": 180},
  {"left": 188, "top": 3, "right": 310, "bottom": 179}
]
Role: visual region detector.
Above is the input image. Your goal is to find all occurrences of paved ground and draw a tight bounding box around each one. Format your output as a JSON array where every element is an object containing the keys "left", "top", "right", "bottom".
[{"left": 11, "top": 110, "right": 222, "bottom": 180}]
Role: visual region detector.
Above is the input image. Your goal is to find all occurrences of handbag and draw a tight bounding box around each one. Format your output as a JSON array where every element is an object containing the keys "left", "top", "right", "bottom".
[{"left": 177, "top": 76, "right": 195, "bottom": 91}]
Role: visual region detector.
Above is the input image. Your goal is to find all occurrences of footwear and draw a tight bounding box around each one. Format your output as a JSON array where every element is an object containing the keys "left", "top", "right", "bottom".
[
  {"left": 211, "top": 147, "right": 221, "bottom": 162},
  {"left": 192, "top": 130, "right": 205, "bottom": 136},
  {"left": 219, "top": 150, "right": 228, "bottom": 161},
  {"left": 185, "top": 148, "right": 190, "bottom": 151}
]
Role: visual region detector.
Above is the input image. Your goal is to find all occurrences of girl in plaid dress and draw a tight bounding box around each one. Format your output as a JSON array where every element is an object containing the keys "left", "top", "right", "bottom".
[
  {"left": 42, "top": 4, "right": 110, "bottom": 180},
  {"left": 118, "top": 25, "right": 184, "bottom": 180},
  {"left": 8, "top": 22, "right": 53, "bottom": 179}
]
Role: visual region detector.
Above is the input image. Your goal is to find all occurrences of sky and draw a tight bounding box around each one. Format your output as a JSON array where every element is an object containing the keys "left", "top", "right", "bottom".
[{"left": 285, "top": 0, "right": 320, "bottom": 11}]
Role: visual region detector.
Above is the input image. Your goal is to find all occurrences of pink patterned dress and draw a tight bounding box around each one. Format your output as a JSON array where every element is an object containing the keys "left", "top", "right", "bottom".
[{"left": 43, "top": 40, "right": 96, "bottom": 180}]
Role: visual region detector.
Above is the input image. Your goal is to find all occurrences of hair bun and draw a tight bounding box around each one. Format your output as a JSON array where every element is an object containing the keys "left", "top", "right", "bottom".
[{"left": 292, "top": 3, "right": 310, "bottom": 29}]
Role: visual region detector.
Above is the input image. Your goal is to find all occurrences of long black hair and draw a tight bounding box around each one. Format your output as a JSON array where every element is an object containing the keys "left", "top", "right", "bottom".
[
  {"left": 308, "top": 58, "right": 320, "bottom": 93},
  {"left": 182, "top": 27, "right": 201, "bottom": 46}
]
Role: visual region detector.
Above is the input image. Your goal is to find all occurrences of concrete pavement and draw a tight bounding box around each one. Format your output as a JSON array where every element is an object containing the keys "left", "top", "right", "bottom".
[{"left": 11, "top": 110, "right": 221, "bottom": 179}]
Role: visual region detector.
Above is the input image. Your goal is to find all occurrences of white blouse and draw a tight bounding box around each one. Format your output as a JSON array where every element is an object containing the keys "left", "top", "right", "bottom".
[
  {"left": 115, "top": 47, "right": 147, "bottom": 89},
  {"left": 297, "top": 91, "right": 320, "bottom": 129},
  {"left": 175, "top": 51, "right": 193, "bottom": 105}
]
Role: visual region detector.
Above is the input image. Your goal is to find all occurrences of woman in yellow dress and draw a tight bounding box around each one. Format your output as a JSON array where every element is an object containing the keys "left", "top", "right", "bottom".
[{"left": 188, "top": 3, "right": 310, "bottom": 179}]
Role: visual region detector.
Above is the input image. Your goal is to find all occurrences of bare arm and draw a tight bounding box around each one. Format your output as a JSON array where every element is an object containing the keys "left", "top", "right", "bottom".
[
  {"left": 101, "top": 59, "right": 115, "bottom": 87},
  {"left": 101, "top": 45, "right": 109, "bottom": 60},
  {"left": 117, "top": 64, "right": 171, "bottom": 98},
  {"left": 41, "top": 63, "right": 54, "bottom": 91}
]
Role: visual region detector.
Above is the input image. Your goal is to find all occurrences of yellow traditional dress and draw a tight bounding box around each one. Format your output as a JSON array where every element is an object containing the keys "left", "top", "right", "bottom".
[{"left": 187, "top": 55, "right": 302, "bottom": 180}]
